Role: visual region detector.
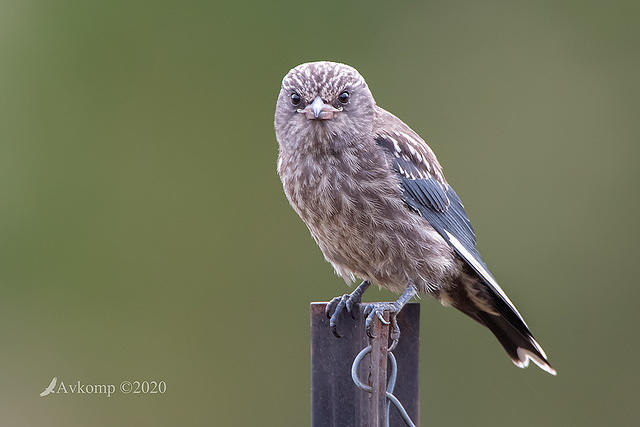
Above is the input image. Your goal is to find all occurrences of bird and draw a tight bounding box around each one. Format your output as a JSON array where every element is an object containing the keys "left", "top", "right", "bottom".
[
  {"left": 274, "top": 61, "right": 555, "bottom": 375},
  {"left": 40, "top": 377, "right": 57, "bottom": 397}
]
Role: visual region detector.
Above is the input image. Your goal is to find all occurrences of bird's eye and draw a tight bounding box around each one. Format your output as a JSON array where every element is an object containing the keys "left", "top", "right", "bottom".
[
  {"left": 338, "top": 91, "right": 350, "bottom": 104},
  {"left": 291, "top": 93, "right": 301, "bottom": 105}
]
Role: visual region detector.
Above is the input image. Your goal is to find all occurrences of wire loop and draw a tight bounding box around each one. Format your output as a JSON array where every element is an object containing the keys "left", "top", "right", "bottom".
[{"left": 351, "top": 343, "right": 417, "bottom": 427}]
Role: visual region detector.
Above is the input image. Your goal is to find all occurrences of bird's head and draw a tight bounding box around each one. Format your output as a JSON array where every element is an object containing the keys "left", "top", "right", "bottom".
[{"left": 275, "top": 61, "right": 376, "bottom": 148}]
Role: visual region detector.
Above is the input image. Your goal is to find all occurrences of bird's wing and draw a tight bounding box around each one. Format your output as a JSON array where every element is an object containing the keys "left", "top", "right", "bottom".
[{"left": 374, "top": 114, "right": 527, "bottom": 328}]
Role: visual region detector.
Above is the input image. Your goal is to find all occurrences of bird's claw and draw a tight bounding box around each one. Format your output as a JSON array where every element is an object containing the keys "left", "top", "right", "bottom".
[
  {"left": 362, "top": 302, "right": 402, "bottom": 349},
  {"left": 326, "top": 292, "right": 364, "bottom": 337},
  {"left": 389, "top": 315, "right": 401, "bottom": 350},
  {"left": 363, "top": 302, "right": 398, "bottom": 338}
]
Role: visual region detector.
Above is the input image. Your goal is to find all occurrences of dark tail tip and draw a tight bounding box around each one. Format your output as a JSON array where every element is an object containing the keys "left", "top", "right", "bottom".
[{"left": 478, "top": 312, "right": 556, "bottom": 376}]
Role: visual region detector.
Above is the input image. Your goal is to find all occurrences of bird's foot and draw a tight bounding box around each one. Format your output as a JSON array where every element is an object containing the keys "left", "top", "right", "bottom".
[
  {"left": 362, "top": 302, "right": 402, "bottom": 345},
  {"left": 362, "top": 284, "right": 418, "bottom": 349},
  {"left": 325, "top": 280, "right": 371, "bottom": 337}
]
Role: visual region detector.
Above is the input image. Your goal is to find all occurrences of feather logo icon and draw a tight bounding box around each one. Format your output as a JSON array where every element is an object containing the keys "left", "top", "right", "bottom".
[{"left": 40, "top": 377, "right": 57, "bottom": 397}]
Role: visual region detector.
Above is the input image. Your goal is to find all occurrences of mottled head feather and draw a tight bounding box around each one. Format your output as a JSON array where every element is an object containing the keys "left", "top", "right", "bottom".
[
  {"left": 281, "top": 62, "right": 367, "bottom": 104},
  {"left": 274, "top": 61, "right": 376, "bottom": 149}
]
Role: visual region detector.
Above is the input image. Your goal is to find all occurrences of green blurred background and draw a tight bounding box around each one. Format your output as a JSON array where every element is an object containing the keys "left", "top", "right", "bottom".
[{"left": 1, "top": 0, "right": 638, "bottom": 425}]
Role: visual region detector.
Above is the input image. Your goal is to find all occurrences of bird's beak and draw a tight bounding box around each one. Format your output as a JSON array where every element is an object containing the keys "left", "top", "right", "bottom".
[{"left": 299, "top": 96, "right": 342, "bottom": 120}]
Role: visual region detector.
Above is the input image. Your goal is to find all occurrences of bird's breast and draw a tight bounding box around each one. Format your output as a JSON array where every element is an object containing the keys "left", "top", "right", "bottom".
[
  {"left": 278, "top": 143, "right": 456, "bottom": 290},
  {"left": 279, "top": 145, "right": 399, "bottom": 228}
]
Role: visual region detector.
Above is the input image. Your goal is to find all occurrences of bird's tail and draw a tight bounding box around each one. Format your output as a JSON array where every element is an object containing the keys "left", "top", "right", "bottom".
[
  {"left": 446, "top": 276, "right": 556, "bottom": 375},
  {"left": 476, "top": 311, "right": 556, "bottom": 375}
]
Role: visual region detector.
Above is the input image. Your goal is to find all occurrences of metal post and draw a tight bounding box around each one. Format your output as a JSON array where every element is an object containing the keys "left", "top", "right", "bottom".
[{"left": 311, "top": 302, "right": 420, "bottom": 427}]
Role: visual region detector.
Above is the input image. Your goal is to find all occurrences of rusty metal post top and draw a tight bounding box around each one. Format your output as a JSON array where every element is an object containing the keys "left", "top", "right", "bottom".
[
  {"left": 310, "top": 302, "right": 420, "bottom": 427},
  {"left": 310, "top": 301, "right": 421, "bottom": 309}
]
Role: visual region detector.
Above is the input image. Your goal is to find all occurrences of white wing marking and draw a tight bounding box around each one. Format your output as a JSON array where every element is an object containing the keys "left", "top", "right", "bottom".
[{"left": 444, "top": 231, "right": 527, "bottom": 327}]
